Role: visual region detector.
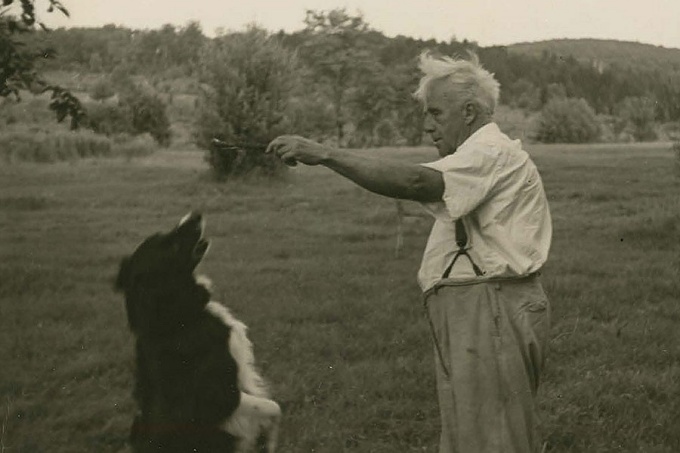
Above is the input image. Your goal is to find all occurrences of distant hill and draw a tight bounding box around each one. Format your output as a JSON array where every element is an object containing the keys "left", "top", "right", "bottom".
[{"left": 507, "top": 39, "right": 680, "bottom": 72}]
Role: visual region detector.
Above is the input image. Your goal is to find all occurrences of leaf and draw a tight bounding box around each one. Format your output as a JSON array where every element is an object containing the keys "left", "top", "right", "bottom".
[{"left": 55, "top": 4, "right": 69, "bottom": 17}]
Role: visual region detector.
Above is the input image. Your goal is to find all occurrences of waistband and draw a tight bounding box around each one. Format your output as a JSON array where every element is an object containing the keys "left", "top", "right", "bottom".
[{"left": 423, "top": 271, "right": 541, "bottom": 301}]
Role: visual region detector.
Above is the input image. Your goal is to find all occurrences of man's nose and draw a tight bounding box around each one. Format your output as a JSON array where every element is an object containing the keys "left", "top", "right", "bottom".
[{"left": 423, "top": 114, "right": 435, "bottom": 133}]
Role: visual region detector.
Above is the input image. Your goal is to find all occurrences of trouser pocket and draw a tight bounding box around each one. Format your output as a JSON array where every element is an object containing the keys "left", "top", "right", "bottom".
[{"left": 511, "top": 286, "right": 551, "bottom": 393}]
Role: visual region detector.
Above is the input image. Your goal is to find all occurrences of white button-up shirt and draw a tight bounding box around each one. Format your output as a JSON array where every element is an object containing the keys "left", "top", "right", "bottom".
[{"left": 417, "top": 123, "right": 552, "bottom": 292}]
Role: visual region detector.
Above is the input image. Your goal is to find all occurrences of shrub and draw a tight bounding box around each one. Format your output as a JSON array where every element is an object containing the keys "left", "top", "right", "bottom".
[
  {"left": 87, "top": 103, "right": 133, "bottom": 136},
  {"left": 112, "top": 133, "right": 158, "bottom": 159},
  {"left": 614, "top": 96, "right": 658, "bottom": 142},
  {"left": 195, "top": 26, "right": 299, "bottom": 179},
  {"left": 120, "top": 88, "right": 172, "bottom": 147},
  {"left": 110, "top": 65, "right": 135, "bottom": 92},
  {"left": 86, "top": 87, "right": 172, "bottom": 147},
  {"left": 660, "top": 122, "right": 680, "bottom": 141},
  {"left": 89, "top": 78, "right": 116, "bottom": 102},
  {"left": 534, "top": 97, "right": 601, "bottom": 143}
]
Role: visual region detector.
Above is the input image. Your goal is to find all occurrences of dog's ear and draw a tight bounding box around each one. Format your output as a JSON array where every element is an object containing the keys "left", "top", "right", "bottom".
[{"left": 114, "top": 257, "right": 131, "bottom": 292}]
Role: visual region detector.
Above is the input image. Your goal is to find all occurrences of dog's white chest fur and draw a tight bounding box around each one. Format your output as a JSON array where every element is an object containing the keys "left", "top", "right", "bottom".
[
  {"left": 205, "top": 301, "right": 281, "bottom": 451},
  {"left": 205, "top": 301, "right": 268, "bottom": 398}
]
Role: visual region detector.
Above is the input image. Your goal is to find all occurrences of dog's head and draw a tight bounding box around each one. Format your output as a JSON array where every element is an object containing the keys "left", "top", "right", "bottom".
[{"left": 115, "top": 212, "right": 212, "bottom": 335}]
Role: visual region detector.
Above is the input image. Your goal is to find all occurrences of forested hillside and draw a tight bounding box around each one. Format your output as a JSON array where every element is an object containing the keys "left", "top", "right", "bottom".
[
  {"left": 11, "top": 13, "right": 680, "bottom": 146},
  {"left": 509, "top": 39, "right": 680, "bottom": 71}
]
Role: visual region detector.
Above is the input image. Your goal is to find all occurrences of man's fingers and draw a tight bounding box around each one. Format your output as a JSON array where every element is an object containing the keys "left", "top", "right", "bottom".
[
  {"left": 265, "top": 140, "right": 279, "bottom": 154},
  {"left": 267, "top": 136, "right": 305, "bottom": 167},
  {"left": 266, "top": 136, "right": 288, "bottom": 154}
]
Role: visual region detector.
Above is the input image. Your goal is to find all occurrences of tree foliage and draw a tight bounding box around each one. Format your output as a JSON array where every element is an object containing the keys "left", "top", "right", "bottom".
[
  {"left": 121, "top": 87, "right": 171, "bottom": 147},
  {"left": 614, "top": 96, "right": 658, "bottom": 142},
  {"left": 535, "top": 97, "right": 601, "bottom": 143},
  {"left": 6, "top": 8, "right": 680, "bottom": 146},
  {"left": 87, "top": 85, "right": 171, "bottom": 146},
  {"left": 89, "top": 77, "right": 115, "bottom": 102},
  {"left": 195, "top": 26, "right": 298, "bottom": 179},
  {"left": 299, "top": 9, "right": 374, "bottom": 144},
  {"left": 0, "top": 0, "right": 85, "bottom": 129}
]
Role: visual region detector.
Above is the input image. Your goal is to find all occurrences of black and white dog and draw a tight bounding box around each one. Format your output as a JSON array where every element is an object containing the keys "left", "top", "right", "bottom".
[{"left": 115, "top": 212, "right": 280, "bottom": 452}]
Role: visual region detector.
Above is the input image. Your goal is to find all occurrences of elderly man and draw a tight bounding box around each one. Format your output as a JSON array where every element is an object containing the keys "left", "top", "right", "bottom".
[{"left": 267, "top": 52, "right": 552, "bottom": 453}]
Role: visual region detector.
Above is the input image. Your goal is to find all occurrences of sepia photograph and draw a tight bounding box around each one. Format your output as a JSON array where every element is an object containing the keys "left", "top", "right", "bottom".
[{"left": 1, "top": 0, "right": 679, "bottom": 451}]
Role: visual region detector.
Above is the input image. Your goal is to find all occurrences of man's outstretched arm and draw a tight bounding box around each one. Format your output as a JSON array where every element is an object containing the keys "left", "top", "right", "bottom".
[{"left": 267, "top": 135, "right": 444, "bottom": 203}]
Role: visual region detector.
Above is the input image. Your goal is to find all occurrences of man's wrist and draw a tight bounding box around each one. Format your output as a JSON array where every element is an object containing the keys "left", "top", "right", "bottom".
[{"left": 318, "top": 145, "right": 335, "bottom": 166}]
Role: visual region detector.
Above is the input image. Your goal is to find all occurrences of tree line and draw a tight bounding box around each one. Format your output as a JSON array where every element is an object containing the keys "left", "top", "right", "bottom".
[{"left": 10, "top": 8, "right": 680, "bottom": 146}]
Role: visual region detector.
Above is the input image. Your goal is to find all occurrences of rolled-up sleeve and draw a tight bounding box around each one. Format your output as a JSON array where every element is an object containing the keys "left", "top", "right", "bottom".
[{"left": 420, "top": 144, "right": 500, "bottom": 220}]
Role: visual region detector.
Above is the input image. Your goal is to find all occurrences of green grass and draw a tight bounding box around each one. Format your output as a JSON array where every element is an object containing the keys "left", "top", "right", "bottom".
[{"left": 1, "top": 143, "right": 679, "bottom": 452}]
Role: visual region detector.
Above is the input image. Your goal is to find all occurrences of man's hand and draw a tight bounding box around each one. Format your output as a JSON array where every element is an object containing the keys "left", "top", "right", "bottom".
[{"left": 266, "top": 135, "right": 329, "bottom": 167}]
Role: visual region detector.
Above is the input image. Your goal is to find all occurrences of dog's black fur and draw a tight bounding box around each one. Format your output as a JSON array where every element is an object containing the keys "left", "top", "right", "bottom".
[{"left": 115, "top": 213, "right": 246, "bottom": 452}]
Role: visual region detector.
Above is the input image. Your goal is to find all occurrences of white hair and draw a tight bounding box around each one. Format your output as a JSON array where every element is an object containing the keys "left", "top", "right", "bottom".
[{"left": 414, "top": 51, "right": 500, "bottom": 115}]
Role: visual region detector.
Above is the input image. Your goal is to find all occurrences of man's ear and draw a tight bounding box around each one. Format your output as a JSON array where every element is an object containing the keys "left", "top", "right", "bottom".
[
  {"left": 114, "top": 257, "right": 131, "bottom": 292},
  {"left": 463, "top": 102, "right": 478, "bottom": 125}
]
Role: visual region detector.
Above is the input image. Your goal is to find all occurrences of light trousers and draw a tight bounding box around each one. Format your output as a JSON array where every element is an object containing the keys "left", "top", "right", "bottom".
[{"left": 424, "top": 275, "right": 550, "bottom": 453}]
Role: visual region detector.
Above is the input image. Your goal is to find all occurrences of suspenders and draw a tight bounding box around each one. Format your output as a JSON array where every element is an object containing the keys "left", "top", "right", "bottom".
[{"left": 441, "top": 218, "right": 484, "bottom": 278}]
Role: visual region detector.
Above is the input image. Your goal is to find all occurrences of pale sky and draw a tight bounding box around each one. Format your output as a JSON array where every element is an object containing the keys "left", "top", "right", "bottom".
[{"left": 39, "top": 0, "right": 680, "bottom": 49}]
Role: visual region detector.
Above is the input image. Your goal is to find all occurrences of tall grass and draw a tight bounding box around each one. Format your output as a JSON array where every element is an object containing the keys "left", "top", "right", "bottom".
[
  {"left": 1, "top": 89, "right": 166, "bottom": 162},
  {"left": 0, "top": 129, "right": 157, "bottom": 163},
  {"left": 0, "top": 143, "right": 678, "bottom": 452},
  {"left": 0, "top": 129, "right": 112, "bottom": 162}
]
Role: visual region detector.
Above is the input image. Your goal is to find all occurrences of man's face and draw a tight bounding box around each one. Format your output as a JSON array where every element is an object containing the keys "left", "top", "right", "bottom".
[{"left": 423, "top": 79, "right": 468, "bottom": 157}]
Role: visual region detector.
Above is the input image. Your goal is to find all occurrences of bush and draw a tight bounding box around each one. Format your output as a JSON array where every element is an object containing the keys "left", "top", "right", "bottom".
[
  {"left": 112, "top": 133, "right": 158, "bottom": 159},
  {"left": 86, "top": 87, "right": 172, "bottom": 147},
  {"left": 89, "top": 78, "right": 116, "bottom": 102},
  {"left": 87, "top": 103, "right": 133, "bottom": 136},
  {"left": 120, "top": 88, "right": 172, "bottom": 147},
  {"left": 534, "top": 97, "right": 601, "bottom": 143},
  {"left": 660, "top": 122, "right": 680, "bottom": 141},
  {"left": 195, "top": 26, "right": 300, "bottom": 179},
  {"left": 614, "top": 96, "right": 658, "bottom": 142}
]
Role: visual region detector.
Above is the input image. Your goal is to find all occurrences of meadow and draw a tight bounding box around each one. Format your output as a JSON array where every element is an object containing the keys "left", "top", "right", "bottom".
[{"left": 1, "top": 142, "right": 678, "bottom": 452}]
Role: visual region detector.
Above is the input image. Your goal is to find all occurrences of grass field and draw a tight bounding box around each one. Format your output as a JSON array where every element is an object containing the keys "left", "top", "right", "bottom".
[{"left": 1, "top": 142, "right": 679, "bottom": 452}]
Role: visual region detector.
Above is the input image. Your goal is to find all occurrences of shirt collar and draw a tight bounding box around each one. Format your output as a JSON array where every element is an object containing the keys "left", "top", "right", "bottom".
[{"left": 459, "top": 122, "right": 500, "bottom": 149}]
